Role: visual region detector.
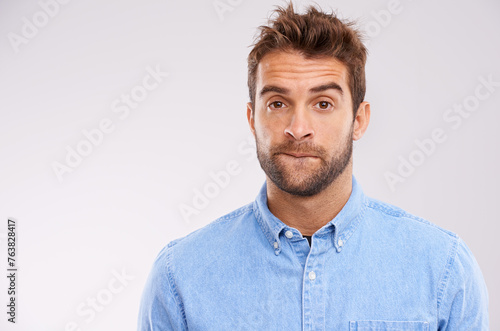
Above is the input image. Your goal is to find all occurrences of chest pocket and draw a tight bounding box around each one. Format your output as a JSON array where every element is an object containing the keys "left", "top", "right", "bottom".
[{"left": 350, "top": 320, "right": 429, "bottom": 331}]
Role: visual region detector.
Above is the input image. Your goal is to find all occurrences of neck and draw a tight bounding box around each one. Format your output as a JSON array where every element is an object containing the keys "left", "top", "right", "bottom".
[{"left": 266, "top": 168, "right": 353, "bottom": 236}]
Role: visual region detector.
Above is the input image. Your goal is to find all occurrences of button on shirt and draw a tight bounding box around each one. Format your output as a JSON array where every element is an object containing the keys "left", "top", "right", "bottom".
[{"left": 138, "top": 176, "right": 489, "bottom": 330}]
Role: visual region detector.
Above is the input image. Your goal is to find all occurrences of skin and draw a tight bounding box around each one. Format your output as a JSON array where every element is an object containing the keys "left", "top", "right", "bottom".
[{"left": 246, "top": 50, "right": 371, "bottom": 236}]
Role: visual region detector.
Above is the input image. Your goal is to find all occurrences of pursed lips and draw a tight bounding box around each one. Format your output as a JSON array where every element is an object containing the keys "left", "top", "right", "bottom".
[{"left": 282, "top": 152, "right": 318, "bottom": 158}]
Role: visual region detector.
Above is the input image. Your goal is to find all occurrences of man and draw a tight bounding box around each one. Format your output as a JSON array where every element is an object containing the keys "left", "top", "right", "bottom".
[{"left": 138, "top": 3, "right": 489, "bottom": 330}]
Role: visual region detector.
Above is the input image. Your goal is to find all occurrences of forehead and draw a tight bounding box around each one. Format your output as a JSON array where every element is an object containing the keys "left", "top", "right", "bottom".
[{"left": 256, "top": 50, "right": 349, "bottom": 94}]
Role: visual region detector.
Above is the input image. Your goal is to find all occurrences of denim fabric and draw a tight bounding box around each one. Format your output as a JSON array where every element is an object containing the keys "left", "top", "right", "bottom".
[{"left": 138, "top": 176, "right": 489, "bottom": 330}]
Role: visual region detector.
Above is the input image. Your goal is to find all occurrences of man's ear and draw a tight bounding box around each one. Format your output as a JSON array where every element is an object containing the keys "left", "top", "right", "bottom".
[
  {"left": 247, "top": 102, "right": 256, "bottom": 137},
  {"left": 352, "top": 101, "right": 370, "bottom": 141}
]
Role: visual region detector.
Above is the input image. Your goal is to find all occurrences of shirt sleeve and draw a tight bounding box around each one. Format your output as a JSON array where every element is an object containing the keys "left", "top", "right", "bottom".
[
  {"left": 437, "top": 237, "right": 489, "bottom": 330},
  {"left": 137, "top": 243, "right": 188, "bottom": 331}
]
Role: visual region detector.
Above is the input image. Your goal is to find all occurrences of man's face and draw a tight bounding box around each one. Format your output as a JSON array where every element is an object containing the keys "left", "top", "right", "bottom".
[{"left": 247, "top": 50, "right": 359, "bottom": 197}]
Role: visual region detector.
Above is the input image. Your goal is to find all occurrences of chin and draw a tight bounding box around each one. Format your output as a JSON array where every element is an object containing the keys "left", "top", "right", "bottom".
[{"left": 276, "top": 180, "right": 327, "bottom": 197}]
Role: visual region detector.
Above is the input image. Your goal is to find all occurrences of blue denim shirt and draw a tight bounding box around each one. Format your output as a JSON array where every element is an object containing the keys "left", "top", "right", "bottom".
[{"left": 138, "top": 176, "right": 489, "bottom": 330}]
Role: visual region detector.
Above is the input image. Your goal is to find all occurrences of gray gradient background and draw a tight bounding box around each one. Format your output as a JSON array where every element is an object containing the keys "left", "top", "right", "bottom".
[{"left": 1, "top": 0, "right": 499, "bottom": 330}]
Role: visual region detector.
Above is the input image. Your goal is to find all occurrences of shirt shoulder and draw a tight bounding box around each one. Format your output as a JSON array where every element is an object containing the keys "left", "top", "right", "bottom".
[
  {"left": 161, "top": 202, "right": 257, "bottom": 264},
  {"left": 360, "top": 196, "right": 463, "bottom": 280},
  {"left": 172, "top": 202, "right": 255, "bottom": 244},
  {"left": 364, "top": 195, "right": 458, "bottom": 242}
]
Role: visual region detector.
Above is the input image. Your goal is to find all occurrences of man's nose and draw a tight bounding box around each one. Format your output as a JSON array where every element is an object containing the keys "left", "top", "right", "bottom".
[{"left": 284, "top": 107, "right": 315, "bottom": 141}]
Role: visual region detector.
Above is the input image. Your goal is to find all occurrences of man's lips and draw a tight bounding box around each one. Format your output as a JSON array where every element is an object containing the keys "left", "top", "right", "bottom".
[{"left": 281, "top": 152, "right": 318, "bottom": 158}]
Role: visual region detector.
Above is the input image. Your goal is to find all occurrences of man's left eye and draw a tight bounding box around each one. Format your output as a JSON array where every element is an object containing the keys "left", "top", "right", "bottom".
[{"left": 315, "top": 101, "right": 333, "bottom": 110}]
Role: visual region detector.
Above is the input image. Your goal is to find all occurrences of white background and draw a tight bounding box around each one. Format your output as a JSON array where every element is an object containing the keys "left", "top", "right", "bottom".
[{"left": 1, "top": 0, "right": 499, "bottom": 330}]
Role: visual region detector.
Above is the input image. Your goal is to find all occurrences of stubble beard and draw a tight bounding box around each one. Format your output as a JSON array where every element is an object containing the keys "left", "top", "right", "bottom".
[{"left": 255, "top": 127, "right": 353, "bottom": 197}]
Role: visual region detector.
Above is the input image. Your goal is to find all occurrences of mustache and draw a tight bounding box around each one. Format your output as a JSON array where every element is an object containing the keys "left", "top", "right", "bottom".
[{"left": 270, "top": 141, "right": 327, "bottom": 157}]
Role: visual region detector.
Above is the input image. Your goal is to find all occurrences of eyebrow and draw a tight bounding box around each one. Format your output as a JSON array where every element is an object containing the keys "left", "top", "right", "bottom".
[
  {"left": 259, "top": 85, "right": 289, "bottom": 98},
  {"left": 309, "top": 82, "right": 344, "bottom": 95},
  {"left": 259, "top": 82, "right": 344, "bottom": 99}
]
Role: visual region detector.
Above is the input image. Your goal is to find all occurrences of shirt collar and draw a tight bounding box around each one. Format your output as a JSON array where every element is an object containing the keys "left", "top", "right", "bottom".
[{"left": 253, "top": 175, "right": 367, "bottom": 254}]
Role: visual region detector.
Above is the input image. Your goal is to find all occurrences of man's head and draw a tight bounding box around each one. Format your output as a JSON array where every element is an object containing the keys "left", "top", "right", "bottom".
[{"left": 246, "top": 3, "right": 370, "bottom": 197}]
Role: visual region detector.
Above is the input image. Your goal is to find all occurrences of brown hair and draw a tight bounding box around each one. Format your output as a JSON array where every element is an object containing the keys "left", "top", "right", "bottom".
[{"left": 247, "top": 2, "right": 367, "bottom": 118}]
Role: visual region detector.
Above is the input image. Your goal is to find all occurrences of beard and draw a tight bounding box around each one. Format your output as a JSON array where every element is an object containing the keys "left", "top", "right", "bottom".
[{"left": 256, "top": 126, "right": 353, "bottom": 197}]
